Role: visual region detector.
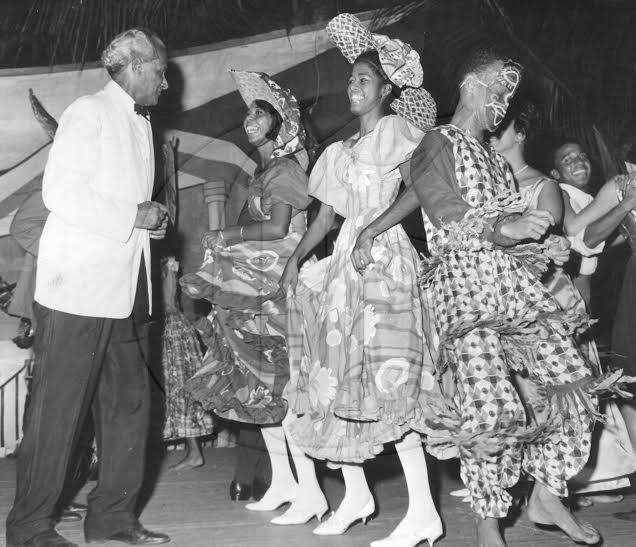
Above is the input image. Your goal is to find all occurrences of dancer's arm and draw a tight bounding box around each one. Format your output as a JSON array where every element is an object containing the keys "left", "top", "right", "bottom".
[
  {"left": 352, "top": 132, "right": 465, "bottom": 271},
  {"left": 583, "top": 179, "right": 636, "bottom": 247},
  {"left": 536, "top": 179, "right": 564, "bottom": 226},
  {"left": 561, "top": 177, "right": 630, "bottom": 237},
  {"left": 562, "top": 192, "right": 609, "bottom": 237},
  {"left": 215, "top": 202, "right": 293, "bottom": 245},
  {"left": 278, "top": 201, "right": 335, "bottom": 294},
  {"left": 352, "top": 133, "right": 553, "bottom": 271}
]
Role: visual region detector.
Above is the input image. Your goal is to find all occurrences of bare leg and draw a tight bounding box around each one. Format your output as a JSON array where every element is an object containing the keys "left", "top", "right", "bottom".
[
  {"left": 476, "top": 517, "right": 506, "bottom": 547},
  {"left": 171, "top": 437, "right": 204, "bottom": 471},
  {"left": 527, "top": 481, "right": 601, "bottom": 544}
]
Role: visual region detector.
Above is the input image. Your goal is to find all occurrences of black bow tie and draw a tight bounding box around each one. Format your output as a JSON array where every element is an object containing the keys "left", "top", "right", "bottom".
[{"left": 134, "top": 103, "right": 150, "bottom": 119}]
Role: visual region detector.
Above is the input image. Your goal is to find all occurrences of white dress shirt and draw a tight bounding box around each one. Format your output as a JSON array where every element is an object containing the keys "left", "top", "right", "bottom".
[
  {"left": 35, "top": 80, "right": 154, "bottom": 318},
  {"left": 561, "top": 183, "right": 602, "bottom": 275}
]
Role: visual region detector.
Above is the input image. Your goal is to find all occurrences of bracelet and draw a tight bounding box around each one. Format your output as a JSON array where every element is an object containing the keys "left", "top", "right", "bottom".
[{"left": 239, "top": 226, "right": 245, "bottom": 240}]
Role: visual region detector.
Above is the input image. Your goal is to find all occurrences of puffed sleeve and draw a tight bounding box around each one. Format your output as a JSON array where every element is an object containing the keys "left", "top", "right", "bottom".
[
  {"left": 307, "top": 143, "right": 349, "bottom": 217},
  {"left": 403, "top": 130, "right": 470, "bottom": 227},
  {"left": 261, "top": 157, "right": 312, "bottom": 211},
  {"left": 367, "top": 115, "right": 424, "bottom": 177}
]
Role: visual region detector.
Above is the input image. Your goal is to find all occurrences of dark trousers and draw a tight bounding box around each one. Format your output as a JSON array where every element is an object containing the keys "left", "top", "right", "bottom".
[
  {"left": 6, "top": 268, "right": 151, "bottom": 543},
  {"left": 22, "top": 350, "right": 97, "bottom": 512},
  {"left": 234, "top": 424, "right": 270, "bottom": 484}
]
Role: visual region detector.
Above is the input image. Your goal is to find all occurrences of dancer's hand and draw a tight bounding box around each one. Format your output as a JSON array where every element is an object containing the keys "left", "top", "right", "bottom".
[
  {"left": 544, "top": 235, "right": 570, "bottom": 266},
  {"left": 278, "top": 257, "right": 299, "bottom": 296},
  {"left": 201, "top": 230, "right": 223, "bottom": 249},
  {"left": 620, "top": 174, "right": 636, "bottom": 209},
  {"left": 499, "top": 210, "right": 554, "bottom": 241},
  {"left": 351, "top": 229, "right": 375, "bottom": 274}
]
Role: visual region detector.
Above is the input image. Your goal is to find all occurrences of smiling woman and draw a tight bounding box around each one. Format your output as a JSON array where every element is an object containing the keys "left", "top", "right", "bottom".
[
  {"left": 276, "top": 12, "right": 441, "bottom": 545},
  {"left": 178, "top": 69, "right": 321, "bottom": 516}
]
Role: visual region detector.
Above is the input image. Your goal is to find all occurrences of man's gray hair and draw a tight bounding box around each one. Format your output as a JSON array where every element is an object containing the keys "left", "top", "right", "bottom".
[{"left": 101, "top": 28, "right": 162, "bottom": 77}]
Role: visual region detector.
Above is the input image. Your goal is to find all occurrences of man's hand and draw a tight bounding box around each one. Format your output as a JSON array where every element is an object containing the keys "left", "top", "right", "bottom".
[
  {"left": 544, "top": 234, "right": 571, "bottom": 266},
  {"left": 149, "top": 216, "right": 168, "bottom": 240},
  {"left": 135, "top": 201, "right": 168, "bottom": 230},
  {"left": 351, "top": 229, "right": 375, "bottom": 274},
  {"left": 499, "top": 210, "right": 554, "bottom": 241}
]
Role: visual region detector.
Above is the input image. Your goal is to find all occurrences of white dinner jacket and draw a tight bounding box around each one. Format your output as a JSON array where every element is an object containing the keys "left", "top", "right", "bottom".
[{"left": 35, "top": 80, "right": 154, "bottom": 318}]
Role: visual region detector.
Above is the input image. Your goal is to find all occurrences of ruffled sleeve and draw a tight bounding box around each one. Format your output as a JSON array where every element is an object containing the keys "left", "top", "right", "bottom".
[
  {"left": 308, "top": 143, "right": 349, "bottom": 217},
  {"left": 260, "top": 157, "right": 311, "bottom": 211},
  {"left": 366, "top": 115, "right": 425, "bottom": 178}
]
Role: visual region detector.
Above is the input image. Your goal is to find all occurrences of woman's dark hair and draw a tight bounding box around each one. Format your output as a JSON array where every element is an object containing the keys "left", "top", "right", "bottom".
[
  {"left": 254, "top": 99, "right": 283, "bottom": 141},
  {"left": 503, "top": 99, "right": 544, "bottom": 143},
  {"left": 353, "top": 49, "right": 401, "bottom": 101},
  {"left": 494, "top": 98, "right": 559, "bottom": 173}
]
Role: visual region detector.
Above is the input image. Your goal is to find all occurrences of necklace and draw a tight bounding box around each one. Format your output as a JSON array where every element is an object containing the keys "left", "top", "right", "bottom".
[{"left": 513, "top": 164, "right": 529, "bottom": 176}]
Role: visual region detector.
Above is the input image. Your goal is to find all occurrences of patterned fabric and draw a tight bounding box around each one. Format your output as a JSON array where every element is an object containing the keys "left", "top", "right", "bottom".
[
  {"left": 522, "top": 178, "right": 634, "bottom": 493},
  {"left": 327, "top": 13, "right": 423, "bottom": 88},
  {"left": 162, "top": 311, "right": 214, "bottom": 440},
  {"left": 325, "top": 13, "right": 437, "bottom": 132},
  {"left": 285, "top": 115, "right": 439, "bottom": 463},
  {"left": 230, "top": 69, "right": 308, "bottom": 168},
  {"left": 391, "top": 87, "right": 437, "bottom": 133},
  {"left": 416, "top": 125, "right": 595, "bottom": 518},
  {"left": 180, "top": 157, "right": 311, "bottom": 424}
]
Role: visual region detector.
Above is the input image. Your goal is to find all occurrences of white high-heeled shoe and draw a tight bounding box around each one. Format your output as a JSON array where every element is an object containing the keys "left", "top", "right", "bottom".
[
  {"left": 270, "top": 496, "right": 329, "bottom": 525},
  {"left": 245, "top": 485, "right": 298, "bottom": 512},
  {"left": 369, "top": 516, "right": 443, "bottom": 547},
  {"left": 312, "top": 496, "right": 375, "bottom": 536}
]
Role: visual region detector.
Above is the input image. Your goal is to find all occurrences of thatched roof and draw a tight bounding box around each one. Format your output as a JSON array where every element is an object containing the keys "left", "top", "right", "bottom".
[{"left": 1, "top": 0, "right": 635, "bottom": 176}]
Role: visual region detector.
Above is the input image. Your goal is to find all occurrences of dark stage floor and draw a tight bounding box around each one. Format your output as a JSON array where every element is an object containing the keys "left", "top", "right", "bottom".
[{"left": 1, "top": 446, "right": 635, "bottom": 546}]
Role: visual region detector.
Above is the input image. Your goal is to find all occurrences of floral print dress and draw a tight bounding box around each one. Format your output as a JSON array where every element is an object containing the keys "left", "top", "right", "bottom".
[
  {"left": 180, "top": 156, "right": 311, "bottom": 425},
  {"left": 285, "top": 116, "right": 438, "bottom": 463}
]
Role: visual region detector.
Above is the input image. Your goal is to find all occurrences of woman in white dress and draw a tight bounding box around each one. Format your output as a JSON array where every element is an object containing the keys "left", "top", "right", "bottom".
[{"left": 279, "top": 13, "right": 443, "bottom": 547}]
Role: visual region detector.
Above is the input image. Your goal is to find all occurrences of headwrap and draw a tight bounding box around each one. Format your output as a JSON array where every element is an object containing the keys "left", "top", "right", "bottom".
[
  {"left": 230, "top": 69, "right": 308, "bottom": 169},
  {"left": 326, "top": 13, "right": 437, "bottom": 131}
]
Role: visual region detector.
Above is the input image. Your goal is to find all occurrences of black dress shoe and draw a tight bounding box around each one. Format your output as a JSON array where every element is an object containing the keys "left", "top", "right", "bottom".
[
  {"left": 251, "top": 477, "right": 270, "bottom": 501},
  {"left": 66, "top": 501, "right": 88, "bottom": 513},
  {"left": 86, "top": 524, "right": 170, "bottom": 545},
  {"left": 229, "top": 479, "right": 251, "bottom": 501},
  {"left": 59, "top": 510, "right": 82, "bottom": 522},
  {"left": 7, "top": 529, "right": 78, "bottom": 547}
]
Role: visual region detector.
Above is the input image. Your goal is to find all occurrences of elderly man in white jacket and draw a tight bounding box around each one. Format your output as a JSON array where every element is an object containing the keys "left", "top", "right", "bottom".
[{"left": 7, "top": 28, "right": 171, "bottom": 547}]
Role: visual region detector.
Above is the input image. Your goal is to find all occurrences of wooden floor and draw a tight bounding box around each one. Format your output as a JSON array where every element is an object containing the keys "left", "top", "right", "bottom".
[{"left": 0, "top": 446, "right": 635, "bottom": 547}]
